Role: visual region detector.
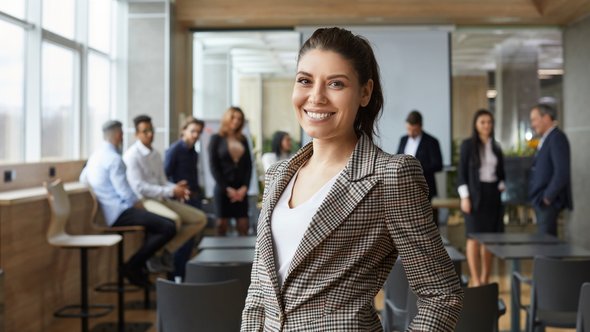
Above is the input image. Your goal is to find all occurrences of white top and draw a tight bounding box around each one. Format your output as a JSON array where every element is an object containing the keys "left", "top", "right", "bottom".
[
  {"left": 123, "top": 140, "right": 176, "bottom": 199},
  {"left": 271, "top": 169, "right": 340, "bottom": 287},
  {"left": 403, "top": 134, "right": 422, "bottom": 157},
  {"left": 458, "top": 139, "right": 504, "bottom": 199},
  {"left": 261, "top": 152, "right": 292, "bottom": 173}
]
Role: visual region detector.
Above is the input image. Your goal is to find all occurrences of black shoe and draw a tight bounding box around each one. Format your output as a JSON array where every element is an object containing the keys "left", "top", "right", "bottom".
[{"left": 123, "top": 264, "right": 151, "bottom": 288}]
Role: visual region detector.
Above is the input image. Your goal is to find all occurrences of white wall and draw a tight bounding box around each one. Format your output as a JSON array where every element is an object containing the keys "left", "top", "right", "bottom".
[{"left": 297, "top": 26, "right": 452, "bottom": 165}]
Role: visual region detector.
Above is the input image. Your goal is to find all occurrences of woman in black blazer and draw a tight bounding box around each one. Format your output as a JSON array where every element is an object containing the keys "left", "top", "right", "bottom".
[
  {"left": 457, "top": 109, "right": 505, "bottom": 286},
  {"left": 208, "top": 106, "right": 252, "bottom": 236}
]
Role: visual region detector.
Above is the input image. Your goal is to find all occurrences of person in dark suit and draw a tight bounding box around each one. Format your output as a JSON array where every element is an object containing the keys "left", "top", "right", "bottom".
[
  {"left": 397, "top": 110, "right": 443, "bottom": 224},
  {"left": 457, "top": 109, "right": 505, "bottom": 286},
  {"left": 529, "top": 103, "right": 573, "bottom": 236}
]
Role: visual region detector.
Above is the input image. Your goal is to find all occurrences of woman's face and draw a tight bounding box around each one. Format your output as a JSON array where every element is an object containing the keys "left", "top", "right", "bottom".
[
  {"left": 280, "top": 134, "right": 292, "bottom": 153},
  {"left": 292, "top": 49, "right": 372, "bottom": 141},
  {"left": 229, "top": 111, "right": 243, "bottom": 132},
  {"left": 475, "top": 114, "right": 493, "bottom": 138}
]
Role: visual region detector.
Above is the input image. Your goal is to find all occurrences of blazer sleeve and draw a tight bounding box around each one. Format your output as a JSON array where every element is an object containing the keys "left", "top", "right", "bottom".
[
  {"left": 544, "top": 132, "right": 571, "bottom": 203},
  {"left": 163, "top": 144, "right": 177, "bottom": 182},
  {"left": 385, "top": 156, "right": 463, "bottom": 331},
  {"left": 240, "top": 137, "right": 253, "bottom": 188},
  {"left": 397, "top": 136, "right": 407, "bottom": 154},
  {"left": 494, "top": 142, "right": 505, "bottom": 182},
  {"left": 208, "top": 134, "right": 228, "bottom": 189},
  {"left": 423, "top": 135, "right": 443, "bottom": 174},
  {"left": 241, "top": 161, "right": 283, "bottom": 331},
  {"left": 457, "top": 140, "right": 470, "bottom": 188}
]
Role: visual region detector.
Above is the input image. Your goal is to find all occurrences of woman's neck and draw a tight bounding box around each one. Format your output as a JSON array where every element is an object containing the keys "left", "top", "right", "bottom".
[
  {"left": 478, "top": 135, "right": 490, "bottom": 144},
  {"left": 308, "top": 133, "right": 358, "bottom": 170}
]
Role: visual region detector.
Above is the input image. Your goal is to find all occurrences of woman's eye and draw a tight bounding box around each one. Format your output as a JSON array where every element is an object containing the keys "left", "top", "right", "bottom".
[
  {"left": 296, "top": 78, "right": 310, "bottom": 85},
  {"left": 329, "top": 81, "right": 344, "bottom": 88}
]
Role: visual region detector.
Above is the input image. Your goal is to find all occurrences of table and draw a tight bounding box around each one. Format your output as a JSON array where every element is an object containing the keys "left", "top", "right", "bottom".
[
  {"left": 198, "top": 236, "right": 256, "bottom": 250},
  {"left": 469, "top": 232, "right": 562, "bottom": 245},
  {"left": 189, "top": 249, "right": 255, "bottom": 265},
  {"left": 485, "top": 243, "right": 590, "bottom": 332}
]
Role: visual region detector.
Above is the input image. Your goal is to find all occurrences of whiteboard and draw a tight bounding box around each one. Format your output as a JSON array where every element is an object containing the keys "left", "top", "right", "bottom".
[{"left": 297, "top": 26, "right": 452, "bottom": 165}]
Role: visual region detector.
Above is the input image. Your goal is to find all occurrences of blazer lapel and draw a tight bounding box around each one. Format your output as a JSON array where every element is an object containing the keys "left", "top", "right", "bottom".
[
  {"left": 282, "top": 135, "right": 379, "bottom": 290},
  {"left": 256, "top": 143, "right": 314, "bottom": 298}
]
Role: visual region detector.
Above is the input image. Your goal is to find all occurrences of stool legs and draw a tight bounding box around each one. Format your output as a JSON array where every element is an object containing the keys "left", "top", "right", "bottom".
[
  {"left": 81, "top": 248, "right": 89, "bottom": 332},
  {"left": 117, "top": 238, "right": 125, "bottom": 331}
]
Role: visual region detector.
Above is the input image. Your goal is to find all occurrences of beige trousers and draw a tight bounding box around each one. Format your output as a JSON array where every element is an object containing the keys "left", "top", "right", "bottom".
[{"left": 142, "top": 198, "right": 206, "bottom": 252}]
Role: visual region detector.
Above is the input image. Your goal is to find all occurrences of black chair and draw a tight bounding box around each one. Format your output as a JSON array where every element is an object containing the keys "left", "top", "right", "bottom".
[
  {"left": 513, "top": 257, "right": 590, "bottom": 332},
  {"left": 577, "top": 282, "right": 590, "bottom": 332},
  {"left": 455, "top": 283, "right": 501, "bottom": 332},
  {"left": 404, "top": 284, "right": 505, "bottom": 331},
  {"left": 185, "top": 262, "right": 252, "bottom": 305},
  {"left": 156, "top": 278, "right": 243, "bottom": 332},
  {"left": 382, "top": 258, "right": 409, "bottom": 332}
]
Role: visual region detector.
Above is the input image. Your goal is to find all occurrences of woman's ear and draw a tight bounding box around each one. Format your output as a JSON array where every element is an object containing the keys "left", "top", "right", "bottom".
[{"left": 360, "top": 79, "right": 374, "bottom": 107}]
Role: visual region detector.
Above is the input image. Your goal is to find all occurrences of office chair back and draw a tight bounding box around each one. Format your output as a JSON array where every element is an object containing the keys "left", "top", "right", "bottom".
[
  {"left": 455, "top": 283, "right": 500, "bottom": 332},
  {"left": 45, "top": 179, "right": 71, "bottom": 244},
  {"left": 156, "top": 278, "right": 243, "bottom": 332},
  {"left": 577, "top": 283, "right": 590, "bottom": 332},
  {"left": 382, "top": 258, "right": 410, "bottom": 332},
  {"left": 185, "top": 263, "right": 252, "bottom": 305},
  {"left": 531, "top": 257, "right": 590, "bottom": 329}
]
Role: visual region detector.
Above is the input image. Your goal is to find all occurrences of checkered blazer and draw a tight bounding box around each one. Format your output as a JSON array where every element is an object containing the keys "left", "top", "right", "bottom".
[{"left": 241, "top": 134, "right": 463, "bottom": 331}]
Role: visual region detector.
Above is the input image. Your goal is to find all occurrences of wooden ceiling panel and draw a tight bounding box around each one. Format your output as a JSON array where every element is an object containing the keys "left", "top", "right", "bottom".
[{"left": 175, "top": 0, "right": 590, "bottom": 28}]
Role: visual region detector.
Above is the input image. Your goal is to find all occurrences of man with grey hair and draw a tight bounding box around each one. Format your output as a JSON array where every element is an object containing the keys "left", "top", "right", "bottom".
[
  {"left": 80, "top": 120, "right": 176, "bottom": 287},
  {"left": 529, "top": 103, "right": 573, "bottom": 236}
]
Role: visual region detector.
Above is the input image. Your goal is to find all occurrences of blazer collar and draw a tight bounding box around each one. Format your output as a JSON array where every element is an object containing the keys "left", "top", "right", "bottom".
[{"left": 256, "top": 134, "right": 379, "bottom": 301}]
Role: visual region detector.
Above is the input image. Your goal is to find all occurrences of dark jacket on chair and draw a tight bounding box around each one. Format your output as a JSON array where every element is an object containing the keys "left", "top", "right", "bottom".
[
  {"left": 397, "top": 131, "right": 443, "bottom": 199},
  {"left": 528, "top": 127, "right": 573, "bottom": 210}
]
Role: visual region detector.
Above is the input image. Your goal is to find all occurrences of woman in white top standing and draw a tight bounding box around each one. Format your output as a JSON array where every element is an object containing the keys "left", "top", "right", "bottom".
[
  {"left": 261, "top": 131, "right": 293, "bottom": 172},
  {"left": 457, "top": 109, "right": 505, "bottom": 286},
  {"left": 242, "top": 27, "right": 462, "bottom": 331}
]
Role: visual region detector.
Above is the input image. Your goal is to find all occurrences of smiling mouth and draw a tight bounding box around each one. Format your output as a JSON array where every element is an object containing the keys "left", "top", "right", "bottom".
[{"left": 305, "top": 110, "right": 335, "bottom": 120}]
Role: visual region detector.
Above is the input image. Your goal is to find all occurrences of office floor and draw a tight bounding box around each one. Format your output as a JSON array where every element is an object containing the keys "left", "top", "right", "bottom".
[{"left": 44, "top": 256, "right": 575, "bottom": 332}]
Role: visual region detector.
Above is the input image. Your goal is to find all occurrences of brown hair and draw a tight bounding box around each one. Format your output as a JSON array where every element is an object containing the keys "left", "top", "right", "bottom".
[
  {"left": 298, "top": 27, "right": 383, "bottom": 141},
  {"left": 218, "top": 106, "right": 245, "bottom": 140}
]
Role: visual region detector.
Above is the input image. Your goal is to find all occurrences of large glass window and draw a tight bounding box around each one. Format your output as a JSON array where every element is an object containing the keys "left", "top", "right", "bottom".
[
  {"left": 0, "top": 0, "right": 25, "bottom": 19},
  {"left": 0, "top": 20, "right": 25, "bottom": 163},
  {"left": 87, "top": 52, "right": 111, "bottom": 153},
  {"left": 42, "top": 0, "right": 76, "bottom": 39},
  {"left": 41, "top": 42, "right": 76, "bottom": 159},
  {"left": 88, "top": 0, "right": 111, "bottom": 53}
]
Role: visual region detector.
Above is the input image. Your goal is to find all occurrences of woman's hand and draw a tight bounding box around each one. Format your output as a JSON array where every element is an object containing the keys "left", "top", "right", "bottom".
[{"left": 460, "top": 198, "right": 471, "bottom": 214}]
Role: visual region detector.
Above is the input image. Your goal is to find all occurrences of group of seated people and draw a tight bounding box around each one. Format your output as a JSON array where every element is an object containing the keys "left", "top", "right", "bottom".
[{"left": 80, "top": 115, "right": 207, "bottom": 287}]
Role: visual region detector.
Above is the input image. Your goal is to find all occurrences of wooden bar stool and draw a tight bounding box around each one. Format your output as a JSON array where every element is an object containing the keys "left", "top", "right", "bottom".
[
  {"left": 87, "top": 188, "right": 152, "bottom": 332},
  {"left": 45, "top": 179, "right": 122, "bottom": 332}
]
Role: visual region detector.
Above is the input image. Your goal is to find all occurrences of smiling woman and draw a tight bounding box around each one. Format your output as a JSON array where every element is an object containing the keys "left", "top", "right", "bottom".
[{"left": 241, "top": 27, "right": 463, "bottom": 332}]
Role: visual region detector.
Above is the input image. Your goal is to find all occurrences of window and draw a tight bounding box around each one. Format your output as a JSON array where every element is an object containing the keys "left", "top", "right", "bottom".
[
  {"left": 42, "top": 0, "right": 76, "bottom": 39},
  {"left": 0, "top": 0, "right": 25, "bottom": 20},
  {"left": 88, "top": 0, "right": 112, "bottom": 53},
  {"left": 0, "top": 20, "right": 25, "bottom": 163},
  {"left": 0, "top": 0, "right": 119, "bottom": 163},
  {"left": 41, "top": 42, "right": 76, "bottom": 159},
  {"left": 87, "top": 52, "right": 111, "bottom": 153}
]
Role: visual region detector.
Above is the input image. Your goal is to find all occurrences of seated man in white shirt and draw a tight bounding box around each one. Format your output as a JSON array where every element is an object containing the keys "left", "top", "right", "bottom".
[
  {"left": 123, "top": 115, "right": 207, "bottom": 279},
  {"left": 80, "top": 120, "right": 177, "bottom": 287}
]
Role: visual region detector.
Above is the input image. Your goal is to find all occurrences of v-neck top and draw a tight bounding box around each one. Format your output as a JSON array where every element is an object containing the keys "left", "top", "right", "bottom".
[{"left": 270, "top": 169, "right": 340, "bottom": 287}]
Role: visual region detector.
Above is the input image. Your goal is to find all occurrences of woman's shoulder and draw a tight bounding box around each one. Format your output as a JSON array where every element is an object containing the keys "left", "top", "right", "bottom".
[{"left": 374, "top": 149, "right": 422, "bottom": 175}]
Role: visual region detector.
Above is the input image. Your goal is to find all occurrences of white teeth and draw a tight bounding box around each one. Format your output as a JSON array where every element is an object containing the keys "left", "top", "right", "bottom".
[{"left": 306, "top": 111, "right": 333, "bottom": 120}]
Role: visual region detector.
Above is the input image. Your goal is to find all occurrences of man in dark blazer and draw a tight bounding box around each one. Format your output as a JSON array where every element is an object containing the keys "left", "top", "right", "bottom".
[
  {"left": 397, "top": 110, "right": 443, "bottom": 224},
  {"left": 529, "top": 103, "right": 573, "bottom": 236}
]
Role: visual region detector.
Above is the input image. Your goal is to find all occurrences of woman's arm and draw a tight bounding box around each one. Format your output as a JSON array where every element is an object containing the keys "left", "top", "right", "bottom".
[
  {"left": 208, "top": 134, "right": 228, "bottom": 189},
  {"left": 385, "top": 155, "right": 463, "bottom": 332}
]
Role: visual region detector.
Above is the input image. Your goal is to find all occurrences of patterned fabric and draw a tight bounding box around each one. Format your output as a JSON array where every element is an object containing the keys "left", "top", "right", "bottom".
[{"left": 241, "top": 134, "right": 463, "bottom": 331}]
